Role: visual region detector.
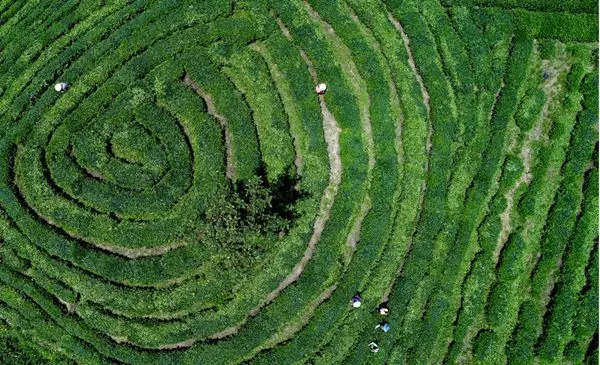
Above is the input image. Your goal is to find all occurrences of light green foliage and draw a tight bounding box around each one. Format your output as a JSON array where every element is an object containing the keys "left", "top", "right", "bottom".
[{"left": 0, "top": 0, "right": 596, "bottom": 364}]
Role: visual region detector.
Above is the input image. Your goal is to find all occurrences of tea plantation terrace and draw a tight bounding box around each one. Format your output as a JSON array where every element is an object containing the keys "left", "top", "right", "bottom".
[{"left": 0, "top": 0, "right": 597, "bottom": 364}]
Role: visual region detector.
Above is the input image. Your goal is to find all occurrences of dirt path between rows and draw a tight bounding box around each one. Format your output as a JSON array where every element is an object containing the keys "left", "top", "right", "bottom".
[
  {"left": 387, "top": 11, "right": 431, "bottom": 120},
  {"left": 183, "top": 75, "right": 236, "bottom": 180},
  {"left": 250, "top": 42, "right": 305, "bottom": 174},
  {"left": 197, "top": 18, "right": 345, "bottom": 343},
  {"left": 93, "top": 239, "right": 188, "bottom": 259},
  {"left": 257, "top": 284, "right": 338, "bottom": 351},
  {"left": 38, "top": 214, "right": 188, "bottom": 259},
  {"left": 235, "top": 19, "right": 343, "bottom": 319},
  {"left": 84, "top": 168, "right": 104, "bottom": 180},
  {"left": 58, "top": 297, "right": 77, "bottom": 314},
  {"left": 494, "top": 48, "right": 570, "bottom": 263},
  {"left": 107, "top": 17, "right": 346, "bottom": 350},
  {"left": 304, "top": 1, "right": 375, "bottom": 170},
  {"left": 345, "top": 196, "right": 372, "bottom": 266},
  {"left": 111, "top": 334, "right": 195, "bottom": 351},
  {"left": 381, "top": 11, "right": 434, "bottom": 302}
]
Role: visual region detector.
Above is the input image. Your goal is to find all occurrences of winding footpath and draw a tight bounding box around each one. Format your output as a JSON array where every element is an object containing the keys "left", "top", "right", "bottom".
[
  {"left": 151, "top": 17, "right": 347, "bottom": 347},
  {"left": 382, "top": 10, "right": 434, "bottom": 301},
  {"left": 183, "top": 74, "right": 236, "bottom": 180}
]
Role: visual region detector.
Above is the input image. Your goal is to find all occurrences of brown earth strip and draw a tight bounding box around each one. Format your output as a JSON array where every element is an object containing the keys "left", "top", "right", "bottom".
[
  {"left": 494, "top": 48, "right": 570, "bottom": 263},
  {"left": 183, "top": 74, "right": 236, "bottom": 180},
  {"left": 84, "top": 168, "right": 104, "bottom": 180},
  {"left": 344, "top": 196, "right": 372, "bottom": 265},
  {"left": 162, "top": 18, "right": 346, "bottom": 346},
  {"left": 58, "top": 297, "right": 77, "bottom": 314},
  {"left": 387, "top": 11, "right": 432, "bottom": 120},
  {"left": 109, "top": 334, "right": 196, "bottom": 351},
  {"left": 381, "top": 11, "right": 434, "bottom": 302},
  {"left": 250, "top": 42, "right": 305, "bottom": 174},
  {"left": 242, "top": 18, "right": 342, "bottom": 318},
  {"left": 304, "top": 1, "right": 376, "bottom": 170},
  {"left": 257, "top": 284, "right": 338, "bottom": 350},
  {"left": 38, "top": 213, "right": 189, "bottom": 259},
  {"left": 92, "top": 239, "right": 188, "bottom": 260}
]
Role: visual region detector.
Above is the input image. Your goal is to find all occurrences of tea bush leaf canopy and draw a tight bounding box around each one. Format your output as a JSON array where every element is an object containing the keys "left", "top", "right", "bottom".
[{"left": 0, "top": 0, "right": 597, "bottom": 363}]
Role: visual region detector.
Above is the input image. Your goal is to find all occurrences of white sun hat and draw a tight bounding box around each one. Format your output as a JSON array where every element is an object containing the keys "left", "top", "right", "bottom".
[
  {"left": 54, "top": 82, "right": 68, "bottom": 92},
  {"left": 315, "top": 83, "right": 327, "bottom": 94}
]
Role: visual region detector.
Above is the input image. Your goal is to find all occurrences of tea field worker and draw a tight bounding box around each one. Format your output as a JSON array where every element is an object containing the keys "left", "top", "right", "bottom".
[
  {"left": 377, "top": 303, "right": 389, "bottom": 316},
  {"left": 368, "top": 341, "right": 379, "bottom": 353},
  {"left": 315, "top": 83, "right": 327, "bottom": 95},
  {"left": 54, "top": 82, "right": 69, "bottom": 92},
  {"left": 351, "top": 293, "right": 362, "bottom": 308},
  {"left": 543, "top": 72, "right": 550, "bottom": 81},
  {"left": 375, "top": 321, "right": 390, "bottom": 333}
]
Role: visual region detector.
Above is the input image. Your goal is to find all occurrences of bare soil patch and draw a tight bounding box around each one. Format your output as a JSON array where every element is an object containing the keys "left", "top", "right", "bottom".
[
  {"left": 250, "top": 42, "right": 305, "bottom": 174},
  {"left": 200, "top": 19, "right": 345, "bottom": 344},
  {"left": 387, "top": 11, "right": 432, "bottom": 120},
  {"left": 38, "top": 214, "right": 188, "bottom": 259},
  {"left": 380, "top": 13, "right": 434, "bottom": 303},
  {"left": 494, "top": 46, "right": 570, "bottom": 263},
  {"left": 84, "top": 168, "right": 104, "bottom": 180},
  {"left": 259, "top": 284, "right": 337, "bottom": 349},
  {"left": 304, "top": 1, "right": 375, "bottom": 169},
  {"left": 183, "top": 74, "right": 236, "bottom": 180}
]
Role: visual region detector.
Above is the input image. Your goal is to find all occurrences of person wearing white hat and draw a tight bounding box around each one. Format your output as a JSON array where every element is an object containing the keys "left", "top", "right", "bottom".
[
  {"left": 368, "top": 341, "right": 379, "bottom": 353},
  {"left": 54, "top": 82, "right": 69, "bottom": 92},
  {"left": 377, "top": 302, "right": 389, "bottom": 316},
  {"left": 315, "top": 83, "right": 327, "bottom": 95},
  {"left": 351, "top": 293, "right": 362, "bottom": 308}
]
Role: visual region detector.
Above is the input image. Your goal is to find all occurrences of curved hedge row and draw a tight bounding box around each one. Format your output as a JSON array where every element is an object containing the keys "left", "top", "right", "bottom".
[{"left": 0, "top": 0, "right": 596, "bottom": 364}]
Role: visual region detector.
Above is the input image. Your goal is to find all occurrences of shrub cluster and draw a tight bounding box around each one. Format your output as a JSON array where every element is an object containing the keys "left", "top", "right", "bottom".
[{"left": 0, "top": 0, "right": 597, "bottom": 363}]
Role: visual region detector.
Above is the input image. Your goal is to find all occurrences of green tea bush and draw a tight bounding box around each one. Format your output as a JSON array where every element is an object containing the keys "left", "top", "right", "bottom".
[
  {"left": 508, "top": 69, "right": 598, "bottom": 361},
  {"left": 0, "top": 0, "right": 596, "bottom": 363}
]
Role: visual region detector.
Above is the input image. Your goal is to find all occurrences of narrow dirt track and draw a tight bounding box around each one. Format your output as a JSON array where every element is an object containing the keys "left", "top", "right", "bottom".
[
  {"left": 109, "top": 335, "right": 196, "bottom": 351},
  {"left": 387, "top": 11, "right": 432, "bottom": 120},
  {"left": 495, "top": 52, "right": 570, "bottom": 263},
  {"left": 93, "top": 240, "right": 188, "bottom": 259},
  {"left": 58, "top": 298, "right": 77, "bottom": 314},
  {"left": 38, "top": 213, "right": 189, "bottom": 259},
  {"left": 257, "top": 284, "right": 338, "bottom": 351},
  {"left": 183, "top": 75, "right": 236, "bottom": 180},
  {"left": 304, "top": 1, "right": 376, "bottom": 170},
  {"left": 181, "top": 18, "right": 346, "bottom": 345},
  {"left": 242, "top": 19, "right": 343, "bottom": 317},
  {"left": 250, "top": 42, "right": 305, "bottom": 174},
  {"left": 346, "top": 196, "right": 372, "bottom": 250},
  {"left": 84, "top": 168, "right": 104, "bottom": 180},
  {"left": 381, "top": 11, "right": 434, "bottom": 302}
]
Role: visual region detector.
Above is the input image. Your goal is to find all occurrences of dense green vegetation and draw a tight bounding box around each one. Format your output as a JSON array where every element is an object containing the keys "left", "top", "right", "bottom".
[{"left": 0, "top": 0, "right": 597, "bottom": 363}]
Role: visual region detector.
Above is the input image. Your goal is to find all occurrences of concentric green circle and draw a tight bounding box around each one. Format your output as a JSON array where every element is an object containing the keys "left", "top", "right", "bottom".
[{"left": 0, "top": 1, "right": 597, "bottom": 364}]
